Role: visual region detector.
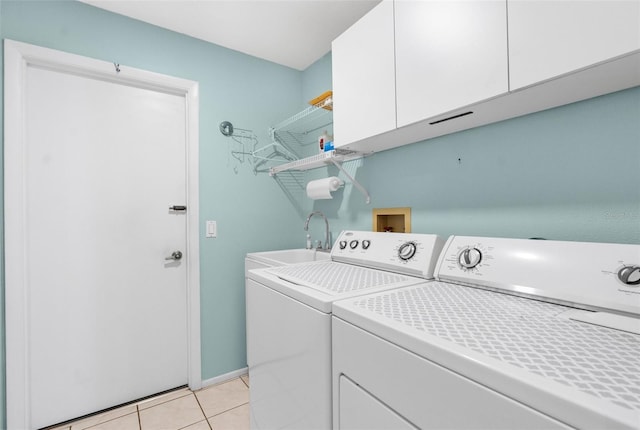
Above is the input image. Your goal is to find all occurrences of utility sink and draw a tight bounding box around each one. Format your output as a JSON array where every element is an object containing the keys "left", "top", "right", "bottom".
[{"left": 246, "top": 249, "right": 331, "bottom": 273}]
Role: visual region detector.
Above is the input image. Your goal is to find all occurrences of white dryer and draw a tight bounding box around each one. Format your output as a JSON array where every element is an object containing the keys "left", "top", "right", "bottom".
[
  {"left": 332, "top": 236, "right": 640, "bottom": 429},
  {"left": 246, "top": 230, "right": 445, "bottom": 429}
]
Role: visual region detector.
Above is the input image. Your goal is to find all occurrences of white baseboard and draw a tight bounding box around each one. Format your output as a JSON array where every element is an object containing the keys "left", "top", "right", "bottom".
[{"left": 201, "top": 367, "right": 249, "bottom": 388}]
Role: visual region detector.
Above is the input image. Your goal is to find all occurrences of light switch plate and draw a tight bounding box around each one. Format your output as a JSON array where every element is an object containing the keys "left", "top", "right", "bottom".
[{"left": 206, "top": 220, "right": 217, "bottom": 238}]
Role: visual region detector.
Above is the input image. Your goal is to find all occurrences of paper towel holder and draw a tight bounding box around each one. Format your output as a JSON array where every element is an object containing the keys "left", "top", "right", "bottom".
[
  {"left": 269, "top": 149, "right": 371, "bottom": 204},
  {"left": 306, "top": 177, "right": 344, "bottom": 200}
]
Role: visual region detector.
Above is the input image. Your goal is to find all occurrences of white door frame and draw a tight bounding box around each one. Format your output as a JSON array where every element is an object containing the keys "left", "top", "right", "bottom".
[{"left": 3, "top": 39, "right": 202, "bottom": 429}]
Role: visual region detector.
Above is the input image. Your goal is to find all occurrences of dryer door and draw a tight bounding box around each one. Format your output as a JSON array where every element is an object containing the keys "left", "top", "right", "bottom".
[{"left": 339, "top": 376, "right": 417, "bottom": 429}]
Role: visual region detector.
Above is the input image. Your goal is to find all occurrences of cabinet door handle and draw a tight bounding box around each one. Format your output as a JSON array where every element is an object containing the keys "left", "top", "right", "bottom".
[{"left": 429, "top": 111, "right": 473, "bottom": 125}]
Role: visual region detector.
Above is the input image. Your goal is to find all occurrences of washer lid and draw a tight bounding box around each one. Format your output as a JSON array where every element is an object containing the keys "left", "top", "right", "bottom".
[
  {"left": 270, "top": 260, "right": 410, "bottom": 294},
  {"left": 249, "top": 261, "right": 424, "bottom": 313}
]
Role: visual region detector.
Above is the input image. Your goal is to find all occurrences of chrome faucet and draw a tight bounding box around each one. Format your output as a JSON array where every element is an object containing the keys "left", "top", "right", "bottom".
[{"left": 304, "top": 211, "right": 331, "bottom": 251}]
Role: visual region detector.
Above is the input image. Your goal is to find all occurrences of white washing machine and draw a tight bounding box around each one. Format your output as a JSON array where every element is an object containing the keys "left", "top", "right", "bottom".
[
  {"left": 246, "top": 230, "right": 445, "bottom": 429},
  {"left": 332, "top": 236, "right": 640, "bottom": 429}
]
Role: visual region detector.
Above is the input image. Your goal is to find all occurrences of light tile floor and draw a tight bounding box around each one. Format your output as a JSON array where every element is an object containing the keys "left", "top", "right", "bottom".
[{"left": 49, "top": 375, "right": 250, "bottom": 430}]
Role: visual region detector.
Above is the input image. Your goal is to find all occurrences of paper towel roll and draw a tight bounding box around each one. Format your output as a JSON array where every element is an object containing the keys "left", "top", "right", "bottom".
[{"left": 306, "top": 177, "right": 344, "bottom": 200}]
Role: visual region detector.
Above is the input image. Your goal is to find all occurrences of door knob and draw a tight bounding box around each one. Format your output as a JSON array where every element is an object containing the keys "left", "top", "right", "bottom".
[{"left": 165, "top": 251, "right": 183, "bottom": 261}]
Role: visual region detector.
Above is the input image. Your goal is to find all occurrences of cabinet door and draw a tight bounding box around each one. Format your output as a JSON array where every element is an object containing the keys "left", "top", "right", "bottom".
[
  {"left": 332, "top": 0, "right": 396, "bottom": 149},
  {"left": 395, "top": 0, "right": 508, "bottom": 128},
  {"left": 509, "top": 0, "right": 640, "bottom": 90}
]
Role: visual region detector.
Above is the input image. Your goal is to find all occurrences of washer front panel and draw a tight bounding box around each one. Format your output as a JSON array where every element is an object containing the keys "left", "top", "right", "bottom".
[{"left": 344, "top": 282, "right": 640, "bottom": 417}]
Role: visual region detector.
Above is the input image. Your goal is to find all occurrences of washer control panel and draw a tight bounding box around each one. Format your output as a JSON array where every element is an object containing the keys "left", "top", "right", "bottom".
[
  {"left": 458, "top": 247, "right": 482, "bottom": 269},
  {"left": 398, "top": 242, "right": 417, "bottom": 261},
  {"left": 331, "top": 230, "right": 445, "bottom": 279},
  {"left": 436, "top": 236, "right": 640, "bottom": 316},
  {"left": 618, "top": 265, "right": 640, "bottom": 286}
]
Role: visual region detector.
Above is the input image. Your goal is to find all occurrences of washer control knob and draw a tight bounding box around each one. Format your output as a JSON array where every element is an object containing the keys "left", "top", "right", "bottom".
[
  {"left": 362, "top": 240, "right": 371, "bottom": 250},
  {"left": 398, "top": 242, "right": 417, "bottom": 261},
  {"left": 339, "top": 240, "right": 347, "bottom": 250},
  {"left": 458, "top": 247, "right": 482, "bottom": 269},
  {"left": 618, "top": 265, "right": 640, "bottom": 286},
  {"left": 349, "top": 240, "right": 359, "bottom": 249}
]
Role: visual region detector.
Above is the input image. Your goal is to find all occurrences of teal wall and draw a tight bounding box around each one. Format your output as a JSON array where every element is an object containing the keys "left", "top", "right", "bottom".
[
  {"left": 304, "top": 55, "right": 640, "bottom": 245},
  {"left": 1, "top": 1, "right": 309, "bottom": 427},
  {"left": 302, "top": 52, "right": 332, "bottom": 105}
]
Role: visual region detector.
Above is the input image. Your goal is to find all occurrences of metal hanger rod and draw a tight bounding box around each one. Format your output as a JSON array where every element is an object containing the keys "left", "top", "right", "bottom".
[{"left": 329, "top": 159, "right": 371, "bottom": 205}]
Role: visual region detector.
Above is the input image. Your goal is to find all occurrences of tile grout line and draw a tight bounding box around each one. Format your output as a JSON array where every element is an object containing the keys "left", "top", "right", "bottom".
[
  {"left": 71, "top": 410, "right": 139, "bottom": 430},
  {"left": 192, "top": 392, "right": 214, "bottom": 430},
  {"left": 240, "top": 375, "right": 249, "bottom": 389},
  {"left": 207, "top": 402, "right": 250, "bottom": 419},
  {"left": 137, "top": 388, "right": 193, "bottom": 412},
  {"left": 63, "top": 387, "right": 191, "bottom": 429},
  {"left": 53, "top": 381, "right": 249, "bottom": 430}
]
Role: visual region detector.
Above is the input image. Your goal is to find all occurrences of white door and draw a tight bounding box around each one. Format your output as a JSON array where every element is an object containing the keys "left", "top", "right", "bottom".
[{"left": 4, "top": 40, "right": 201, "bottom": 429}]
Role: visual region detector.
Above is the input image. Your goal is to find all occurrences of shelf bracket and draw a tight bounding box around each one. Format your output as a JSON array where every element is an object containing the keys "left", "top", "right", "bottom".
[{"left": 329, "top": 159, "right": 371, "bottom": 205}]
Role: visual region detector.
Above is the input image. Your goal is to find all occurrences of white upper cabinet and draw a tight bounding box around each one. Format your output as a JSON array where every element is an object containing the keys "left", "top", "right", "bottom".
[
  {"left": 330, "top": 0, "right": 640, "bottom": 153},
  {"left": 508, "top": 0, "right": 640, "bottom": 90},
  {"left": 395, "top": 0, "right": 509, "bottom": 128},
  {"left": 332, "top": 0, "right": 396, "bottom": 149}
]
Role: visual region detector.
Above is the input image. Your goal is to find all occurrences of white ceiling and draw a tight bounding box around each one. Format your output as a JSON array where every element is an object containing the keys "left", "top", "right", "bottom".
[{"left": 79, "top": 0, "right": 381, "bottom": 71}]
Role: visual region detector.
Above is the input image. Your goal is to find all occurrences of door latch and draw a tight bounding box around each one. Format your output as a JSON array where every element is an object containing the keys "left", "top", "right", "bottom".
[
  {"left": 165, "top": 251, "right": 183, "bottom": 261},
  {"left": 169, "top": 205, "right": 187, "bottom": 211}
]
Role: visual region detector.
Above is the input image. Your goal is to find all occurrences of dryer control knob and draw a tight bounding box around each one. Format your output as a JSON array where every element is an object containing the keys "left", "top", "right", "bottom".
[
  {"left": 458, "top": 247, "right": 482, "bottom": 269},
  {"left": 349, "top": 240, "right": 359, "bottom": 249},
  {"left": 398, "top": 242, "right": 417, "bottom": 261},
  {"left": 362, "top": 240, "right": 371, "bottom": 250},
  {"left": 339, "top": 240, "right": 348, "bottom": 250},
  {"left": 618, "top": 265, "right": 640, "bottom": 286}
]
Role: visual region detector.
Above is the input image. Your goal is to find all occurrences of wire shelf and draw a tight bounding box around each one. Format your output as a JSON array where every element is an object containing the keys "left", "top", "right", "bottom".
[
  {"left": 269, "top": 99, "right": 334, "bottom": 154},
  {"left": 269, "top": 149, "right": 363, "bottom": 176},
  {"left": 264, "top": 94, "right": 370, "bottom": 203},
  {"left": 272, "top": 102, "right": 332, "bottom": 133}
]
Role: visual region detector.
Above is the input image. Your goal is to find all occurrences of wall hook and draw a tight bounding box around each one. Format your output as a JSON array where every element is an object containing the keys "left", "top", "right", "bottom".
[{"left": 220, "top": 121, "right": 234, "bottom": 136}]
